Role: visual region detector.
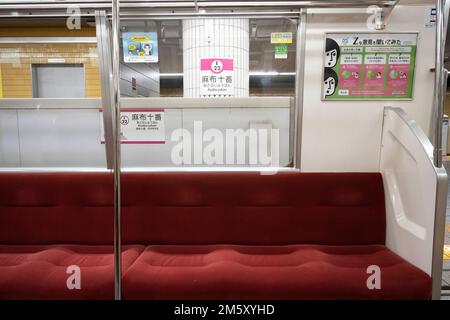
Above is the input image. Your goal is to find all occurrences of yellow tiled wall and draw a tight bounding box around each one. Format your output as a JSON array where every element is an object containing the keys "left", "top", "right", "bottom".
[{"left": 0, "top": 27, "right": 100, "bottom": 98}]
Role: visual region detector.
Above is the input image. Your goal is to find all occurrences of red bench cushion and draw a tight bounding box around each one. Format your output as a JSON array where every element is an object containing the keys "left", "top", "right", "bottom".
[
  {"left": 0, "top": 173, "right": 113, "bottom": 245},
  {"left": 0, "top": 245, "right": 144, "bottom": 299},
  {"left": 121, "top": 172, "right": 386, "bottom": 245},
  {"left": 0, "top": 172, "right": 385, "bottom": 246},
  {"left": 122, "top": 244, "right": 431, "bottom": 300}
]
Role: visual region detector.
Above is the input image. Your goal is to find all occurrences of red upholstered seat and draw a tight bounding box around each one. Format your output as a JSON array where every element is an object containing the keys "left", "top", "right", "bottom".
[
  {"left": 121, "top": 172, "right": 386, "bottom": 245},
  {"left": 122, "top": 245, "right": 431, "bottom": 300},
  {"left": 0, "top": 245, "right": 144, "bottom": 299},
  {"left": 0, "top": 172, "right": 434, "bottom": 299}
]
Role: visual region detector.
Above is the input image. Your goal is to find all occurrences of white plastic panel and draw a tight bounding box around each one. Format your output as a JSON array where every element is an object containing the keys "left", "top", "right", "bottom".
[
  {"left": 17, "top": 109, "right": 106, "bottom": 167},
  {"left": 182, "top": 108, "right": 290, "bottom": 166},
  {"left": 0, "top": 110, "right": 20, "bottom": 166},
  {"left": 380, "top": 108, "right": 439, "bottom": 275},
  {"left": 0, "top": 97, "right": 290, "bottom": 168},
  {"left": 121, "top": 109, "right": 182, "bottom": 167}
]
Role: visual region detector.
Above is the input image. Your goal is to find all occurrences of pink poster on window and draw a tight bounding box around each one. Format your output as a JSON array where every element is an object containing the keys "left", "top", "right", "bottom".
[
  {"left": 339, "top": 54, "right": 362, "bottom": 89},
  {"left": 387, "top": 54, "right": 411, "bottom": 93},
  {"left": 363, "top": 55, "right": 386, "bottom": 88}
]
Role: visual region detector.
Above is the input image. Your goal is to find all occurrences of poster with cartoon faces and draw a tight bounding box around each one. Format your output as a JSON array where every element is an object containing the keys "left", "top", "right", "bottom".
[
  {"left": 322, "top": 33, "right": 417, "bottom": 100},
  {"left": 324, "top": 39, "right": 340, "bottom": 68},
  {"left": 322, "top": 39, "right": 341, "bottom": 98},
  {"left": 142, "top": 42, "right": 153, "bottom": 56},
  {"left": 122, "top": 32, "right": 158, "bottom": 63},
  {"left": 323, "top": 69, "right": 338, "bottom": 97}
]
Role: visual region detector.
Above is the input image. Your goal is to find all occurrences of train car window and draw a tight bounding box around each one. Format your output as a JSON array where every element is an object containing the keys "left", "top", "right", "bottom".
[
  {"left": 0, "top": 17, "right": 298, "bottom": 170},
  {"left": 0, "top": 19, "right": 106, "bottom": 169},
  {"left": 119, "top": 19, "right": 296, "bottom": 97},
  {"left": 118, "top": 18, "right": 298, "bottom": 169}
]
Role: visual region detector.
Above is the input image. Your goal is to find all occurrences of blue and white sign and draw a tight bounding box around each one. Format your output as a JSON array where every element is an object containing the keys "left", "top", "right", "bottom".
[
  {"left": 424, "top": 6, "right": 437, "bottom": 28},
  {"left": 122, "top": 32, "right": 159, "bottom": 63}
]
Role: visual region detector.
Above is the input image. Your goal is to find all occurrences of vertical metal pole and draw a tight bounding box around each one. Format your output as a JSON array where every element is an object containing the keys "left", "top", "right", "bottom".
[
  {"left": 434, "top": 0, "right": 445, "bottom": 168},
  {"left": 95, "top": 11, "right": 115, "bottom": 169},
  {"left": 112, "top": 0, "right": 122, "bottom": 300},
  {"left": 293, "top": 9, "right": 307, "bottom": 170},
  {"left": 432, "top": 71, "right": 448, "bottom": 297}
]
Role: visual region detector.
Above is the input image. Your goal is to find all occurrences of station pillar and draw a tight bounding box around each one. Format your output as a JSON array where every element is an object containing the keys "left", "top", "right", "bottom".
[{"left": 182, "top": 18, "right": 249, "bottom": 98}]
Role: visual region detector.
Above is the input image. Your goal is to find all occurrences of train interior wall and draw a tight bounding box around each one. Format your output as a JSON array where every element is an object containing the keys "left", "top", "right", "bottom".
[{"left": 301, "top": 1, "right": 437, "bottom": 172}]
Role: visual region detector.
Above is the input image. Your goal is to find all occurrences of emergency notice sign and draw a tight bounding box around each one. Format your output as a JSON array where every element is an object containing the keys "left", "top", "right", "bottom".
[
  {"left": 200, "top": 58, "right": 234, "bottom": 97},
  {"left": 100, "top": 109, "right": 165, "bottom": 144},
  {"left": 323, "top": 33, "right": 417, "bottom": 100}
]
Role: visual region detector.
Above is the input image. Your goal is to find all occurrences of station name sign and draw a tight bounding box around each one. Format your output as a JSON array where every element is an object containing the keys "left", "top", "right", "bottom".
[{"left": 100, "top": 109, "right": 165, "bottom": 144}]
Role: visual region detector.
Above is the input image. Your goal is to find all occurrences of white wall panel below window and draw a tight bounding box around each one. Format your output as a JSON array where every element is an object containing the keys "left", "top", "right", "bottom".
[
  {"left": 121, "top": 109, "right": 182, "bottom": 167},
  {"left": 17, "top": 109, "right": 106, "bottom": 167},
  {"left": 182, "top": 108, "right": 290, "bottom": 166},
  {"left": 0, "top": 110, "right": 20, "bottom": 166}
]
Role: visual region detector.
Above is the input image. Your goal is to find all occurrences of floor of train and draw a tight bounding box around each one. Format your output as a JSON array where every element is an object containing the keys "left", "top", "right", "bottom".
[{"left": 441, "top": 160, "right": 450, "bottom": 299}]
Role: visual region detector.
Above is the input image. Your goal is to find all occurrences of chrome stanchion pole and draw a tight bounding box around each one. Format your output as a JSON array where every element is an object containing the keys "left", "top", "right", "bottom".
[
  {"left": 434, "top": 0, "right": 445, "bottom": 168},
  {"left": 112, "top": 0, "right": 122, "bottom": 300}
]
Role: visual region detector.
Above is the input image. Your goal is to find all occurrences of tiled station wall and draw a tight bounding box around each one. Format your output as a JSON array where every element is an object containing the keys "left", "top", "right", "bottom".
[{"left": 0, "top": 27, "right": 100, "bottom": 98}]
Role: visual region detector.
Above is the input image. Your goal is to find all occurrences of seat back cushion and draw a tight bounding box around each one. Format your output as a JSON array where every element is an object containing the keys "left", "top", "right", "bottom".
[
  {"left": 0, "top": 172, "right": 385, "bottom": 245},
  {"left": 122, "top": 172, "right": 385, "bottom": 245},
  {"left": 0, "top": 172, "right": 113, "bottom": 245}
]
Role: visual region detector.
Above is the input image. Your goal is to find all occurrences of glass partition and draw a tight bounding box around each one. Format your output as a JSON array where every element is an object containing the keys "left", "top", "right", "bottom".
[
  {"left": 117, "top": 17, "right": 299, "bottom": 169},
  {"left": 0, "top": 19, "right": 107, "bottom": 168}
]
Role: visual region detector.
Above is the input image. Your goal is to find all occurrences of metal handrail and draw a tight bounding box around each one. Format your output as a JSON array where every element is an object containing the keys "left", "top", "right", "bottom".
[
  {"left": 0, "top": 98, "right": 100, "bottom": 109},
  {"left": 0, "top": 37, "right": 96, "bottom": 43},
  {"left": 0, "top": 97, "right": 292, "bottom": 109},
  {"left": 0, "top": 0, "right": 398, "bottom": 8},
  {"left": 0, "top": 0, "right": 398, "bottom": 18},
  {"left": 96, "top": 11, "right": 115, "bottom": 170},
  {"left": 0, "top": 167, "right": 300, "bottom": 173},
  {"left": 385, "top": 107, "right": 435, "bottom": 160},
  {"left": 384, "top": 107, "right": 448, "bottom": 300},
  {"left": 111, "top": 0, "right": 121, "bottom": 301},
  {"left": 433, "top": 0, "right": 446, "bottom": 168}
]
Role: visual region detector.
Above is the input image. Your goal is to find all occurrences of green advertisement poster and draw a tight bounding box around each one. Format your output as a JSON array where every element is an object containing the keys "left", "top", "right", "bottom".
[
  {"left": 323, "top": 33, "right": 417, "bottom": 100},
  {"left": 275, "top": 44, "right": 288, "bottom": 59}
]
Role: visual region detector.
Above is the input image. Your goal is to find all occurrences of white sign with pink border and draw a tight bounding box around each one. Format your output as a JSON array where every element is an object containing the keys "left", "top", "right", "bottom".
[
  {"left": 100, "top": 109, "right": 165, "bottom": 144},
  {"left": 200, "top": 58, "right": 234, "bottom": 97}
]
